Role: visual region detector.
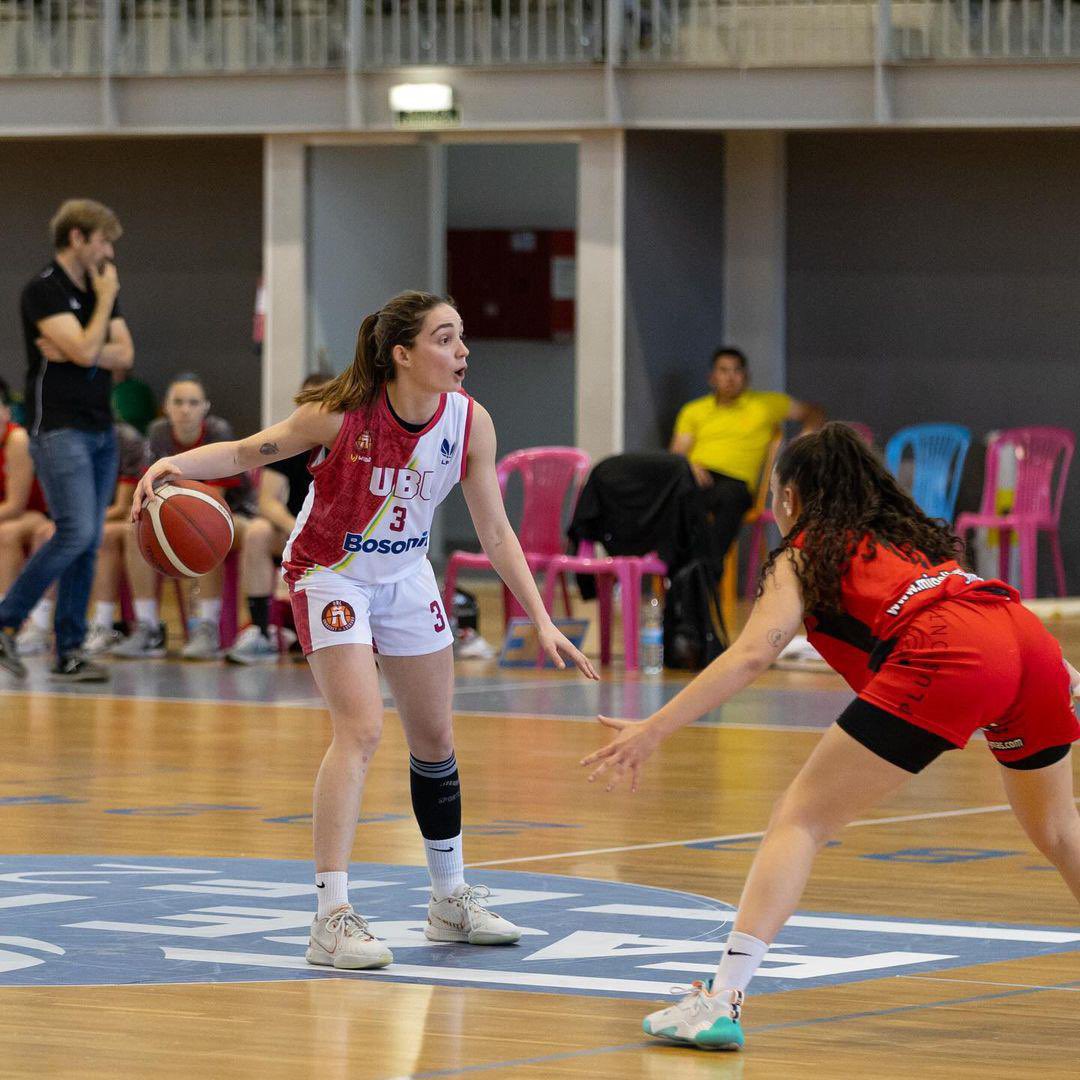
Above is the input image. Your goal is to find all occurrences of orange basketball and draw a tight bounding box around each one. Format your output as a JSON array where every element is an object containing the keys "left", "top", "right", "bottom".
[{"left": 137, "top": 480, "right": 234, "bottom": 578}]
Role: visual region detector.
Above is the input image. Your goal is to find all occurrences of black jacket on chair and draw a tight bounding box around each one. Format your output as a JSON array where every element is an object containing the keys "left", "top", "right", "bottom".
[{"left": 566, "top": 452, "right": 715, "bottom": 597}]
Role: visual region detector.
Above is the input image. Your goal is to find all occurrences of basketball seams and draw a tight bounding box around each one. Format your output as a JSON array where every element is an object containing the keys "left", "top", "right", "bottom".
[
  {"left": 146, "top": 499, "right": 199, "bottom": 577},
  {"left": 144, "top": 483, "right": 236, "bottom": 578}
]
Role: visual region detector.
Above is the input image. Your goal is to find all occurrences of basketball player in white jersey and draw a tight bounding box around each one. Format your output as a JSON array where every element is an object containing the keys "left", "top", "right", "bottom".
[{"left": 133, "top": 292, "right": 597, "bottom": 969}]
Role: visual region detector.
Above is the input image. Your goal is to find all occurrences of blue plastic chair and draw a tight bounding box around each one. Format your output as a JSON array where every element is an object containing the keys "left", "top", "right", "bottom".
[{"left": 884, "top": 423, "right": 971, "bottom": 523}]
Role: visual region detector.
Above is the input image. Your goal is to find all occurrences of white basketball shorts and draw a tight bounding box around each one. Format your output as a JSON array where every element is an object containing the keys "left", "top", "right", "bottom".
[{"left": 288, "top": 560, "right": 452, "bottom": 657}]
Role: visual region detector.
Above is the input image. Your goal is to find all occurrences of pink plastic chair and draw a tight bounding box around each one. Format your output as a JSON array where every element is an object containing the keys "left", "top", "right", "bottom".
[
  {"left": 542, "top": 544, "right": 667, "bottom": 671},
  {"left": 840, "top": 421, "right": 875, "bottom": 446},
  {"left": 955, "top": 426, "right": 1074, "bottom": 599},
  {"left": 442, "top": 447, "right": 591, "bottom": 628}
]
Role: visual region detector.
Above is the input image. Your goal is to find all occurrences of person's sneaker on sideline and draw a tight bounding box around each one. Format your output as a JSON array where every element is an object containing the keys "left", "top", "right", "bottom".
[
  {"left": 225, "top": 625, "right": 279, "bottom": 665},
  {"left": 83, "top": 624, "right": 122, "bottom": 656},
  {"left": 642, "top": 980, "right": 745, "bottom": 1051},
  {"left": 110, "top": 621, "right": 167, "bottom": 659},
  {"left": 306, "top": 905, "right": 393, "bottom": 970},
  {"left": 181, "top": 618, "right": 220, "bottom": 661},
  {"left": 15, "top": 623, "right": 50, "bottom": 657},
  {"left": 49, "top": 654, "right": 109, "bottom": 683},
  {"left": 425, "top": 884, "right": 522, "bottom": 945},
  {"left": 0, "top": 628, "right": 27, "bottom": 678}
]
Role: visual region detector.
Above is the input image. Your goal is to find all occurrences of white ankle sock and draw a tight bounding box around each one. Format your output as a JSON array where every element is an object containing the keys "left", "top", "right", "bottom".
[
  {"left": 315, "top": 871, "right": 349, "bottom": 919},
  {"left": 198, "top": 598, "right": 222, "bottom": 623},
  {"left": 30, "top": 598, "right": 53, "bottom": 630},
  {"left": 94, "top": 602, "right": 116, "bottom": 628},
  {"left": 425, "top": 832, "right": 465, "bottom": 899},
  {"left": 713, "top": 930, "right": 769, "bottom": 992},
  {"left": 134, "top": 598, "right": 159, "bottom": 625}
]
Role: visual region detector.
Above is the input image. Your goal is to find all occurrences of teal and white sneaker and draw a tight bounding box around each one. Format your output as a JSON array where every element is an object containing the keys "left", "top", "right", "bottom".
[{"left": 642, "top": 980, "right": 745, "bottom": 1051}]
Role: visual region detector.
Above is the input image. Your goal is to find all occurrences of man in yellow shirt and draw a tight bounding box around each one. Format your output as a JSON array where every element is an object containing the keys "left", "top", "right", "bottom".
[{"left": 670, "top": 347, "right": 824, "bottom": 565}]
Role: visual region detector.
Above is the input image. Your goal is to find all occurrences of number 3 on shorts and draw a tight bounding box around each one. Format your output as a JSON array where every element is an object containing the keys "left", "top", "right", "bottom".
[{"left": 430, "top": 600, "right": 446, "bottom": 634}]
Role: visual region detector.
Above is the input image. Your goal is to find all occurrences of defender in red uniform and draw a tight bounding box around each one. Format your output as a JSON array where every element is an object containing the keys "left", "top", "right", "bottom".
[
  {"left": 134, "top": 291, "right": 597, "bottom": 971},
  {"left": 584, "top": 423, "right": 1079, "bottom": 1051}
]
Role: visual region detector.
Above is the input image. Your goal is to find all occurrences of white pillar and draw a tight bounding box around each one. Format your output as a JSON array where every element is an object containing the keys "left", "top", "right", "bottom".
[
  {"left": 262, "top": 136, "right": 308, "bottom": 427},
  {"left": 575, "top": 131, "right": 625, "bottom": 460},
  {"left": 723, "top": 132, "right": 787, "bottom": 391}
]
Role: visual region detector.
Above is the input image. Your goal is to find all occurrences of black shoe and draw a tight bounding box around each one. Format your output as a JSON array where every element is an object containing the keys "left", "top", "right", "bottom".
[
  {"left": 50, "top": 654, "right": 109, "bottom": 682},
  {"left": 0, "top": 628, "right": 27, "bottom": 679}
]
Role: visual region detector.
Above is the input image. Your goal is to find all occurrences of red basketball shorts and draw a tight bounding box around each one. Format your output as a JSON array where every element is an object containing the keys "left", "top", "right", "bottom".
[{"left": 859, "top": 596, "right": 1080, "bottom": 764}]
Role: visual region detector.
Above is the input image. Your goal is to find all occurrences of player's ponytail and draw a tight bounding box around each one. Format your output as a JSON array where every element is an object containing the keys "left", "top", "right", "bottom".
[
  {"left": 759, "top": 422, "right": 964, "bottom": 613},
  {"left": 295, "top": 290, "right": 452, "bottom": 413}
]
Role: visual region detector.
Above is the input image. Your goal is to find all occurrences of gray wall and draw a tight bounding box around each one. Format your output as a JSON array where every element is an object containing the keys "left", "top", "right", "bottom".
[
  {"left": 441, "top": 143, "right": 578, "bottom": 551},
  {"left": 623, "top": 131, "right": 727, "bottom": 452},
  {"left": 447, "top": 143, "right": 578, "bottom": 230},
  {"left": 308, "top": 145, "right": 441, "bottom": 373},
  {"left": 787, "top": 130, "right": 1080, "bottom": 592},
  {"left": 0, "top": 137, "right": 262, "bottom": 434}
]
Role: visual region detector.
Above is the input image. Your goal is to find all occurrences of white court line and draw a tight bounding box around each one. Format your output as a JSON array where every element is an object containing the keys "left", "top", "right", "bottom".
[
  {"left": 898, "top": 976, "right": 1080, "bottom": 992},
  {"left": 466, "top": 802, "right": 1034, "bottom": 868}
]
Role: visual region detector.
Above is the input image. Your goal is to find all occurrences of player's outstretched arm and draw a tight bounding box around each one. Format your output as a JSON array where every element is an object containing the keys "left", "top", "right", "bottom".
[
  {"left": 461, "top": 404, "right": 597, "bottom": 681},
  {"left": 132, "top": 403, "right": 342, "bottom": 519},
  {"left": 581, "top": 551, "right": 806, "bottom": 792}
]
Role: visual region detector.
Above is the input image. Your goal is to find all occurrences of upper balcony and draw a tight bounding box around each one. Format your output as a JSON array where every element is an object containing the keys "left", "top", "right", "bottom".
[{"left": 5, "top": 0, "right": 1080, "bottom": 133}]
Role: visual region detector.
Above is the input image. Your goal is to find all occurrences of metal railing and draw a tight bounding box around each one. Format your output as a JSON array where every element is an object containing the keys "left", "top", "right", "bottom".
[{"left": 0, "top": 0, "right": 1078, "bottom": 75}]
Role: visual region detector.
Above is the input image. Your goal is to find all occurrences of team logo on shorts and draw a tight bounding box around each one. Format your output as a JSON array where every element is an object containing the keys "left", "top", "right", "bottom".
[{"left": 321, "top": 600, "right": 356, "bottom": 632}]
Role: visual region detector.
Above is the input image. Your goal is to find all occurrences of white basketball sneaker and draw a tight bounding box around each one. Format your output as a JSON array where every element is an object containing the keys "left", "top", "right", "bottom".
[
  {"left": 306, "top": 905, "right": 393, "bottom": 970},
  {"left": 425, "top": 884, "right": 522, "bottom": 945},
  {"left": 642, "top": 979, "right": 745, "bottom": 1050}
]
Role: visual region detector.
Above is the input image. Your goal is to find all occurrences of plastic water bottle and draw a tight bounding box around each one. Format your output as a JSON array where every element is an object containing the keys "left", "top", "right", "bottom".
[{"left": 640, "top": 589, "right": 664, "bottom": 675}]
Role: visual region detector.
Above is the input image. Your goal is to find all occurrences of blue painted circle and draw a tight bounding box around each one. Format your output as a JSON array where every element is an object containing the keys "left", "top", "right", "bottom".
[{"left": 1, "top": 856, "right": 1073, "bottom": 996}]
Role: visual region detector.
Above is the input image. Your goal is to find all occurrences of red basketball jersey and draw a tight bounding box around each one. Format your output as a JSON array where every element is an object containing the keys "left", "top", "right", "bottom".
[
  {"left": 799, "top": 534, "right": 1017, "bottom": 692},
  {"left": 283, "top": 389, "right": 474, "bottom": 586},
  {"left": 0, "top": 421, "right": 48, "bottom": 515}
]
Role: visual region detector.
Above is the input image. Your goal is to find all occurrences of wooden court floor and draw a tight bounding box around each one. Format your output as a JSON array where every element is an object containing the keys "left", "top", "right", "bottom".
[{"left": 0, "top": 612, "right": 1077, "bottom": 1078}]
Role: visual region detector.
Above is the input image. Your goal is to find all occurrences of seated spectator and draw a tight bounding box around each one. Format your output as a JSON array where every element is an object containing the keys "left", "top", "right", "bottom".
[
  {"left": 670, "top": 347, "right": 824, "bottom": 568},
  {"left": 111, "top": 374, "right": 255, "bottom": 660},
  {"left": 0, "top": 377, "right": 53, "bottom": 654},
  {"left": 82, "top": 422, "right": 150, "bottom": 654},
  {"left": 225, "top": 373, "right": 328, "bottom": 664}
]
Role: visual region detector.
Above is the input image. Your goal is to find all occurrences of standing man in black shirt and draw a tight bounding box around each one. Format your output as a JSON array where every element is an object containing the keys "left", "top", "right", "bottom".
[{"left": 0, "top": 199, "right": 134, "bottom": 680}]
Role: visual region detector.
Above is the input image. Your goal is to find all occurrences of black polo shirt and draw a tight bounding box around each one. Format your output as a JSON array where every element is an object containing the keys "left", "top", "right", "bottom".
[{"left": 20, "top": 260, "right": 121, "bottom": 435}]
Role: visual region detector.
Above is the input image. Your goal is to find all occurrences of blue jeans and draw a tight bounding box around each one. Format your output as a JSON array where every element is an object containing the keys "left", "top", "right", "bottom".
[{"left": 0, "top": 427, "right": 118, "bottom": 658}]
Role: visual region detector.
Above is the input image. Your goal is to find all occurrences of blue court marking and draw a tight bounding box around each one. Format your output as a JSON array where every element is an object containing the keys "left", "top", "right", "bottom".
[
  {"left": 862, "top": 847, "right": 1021, "bottom": 864},
  {"left": 400, "top": 978, "right": 1080, "bottom": 1079},
  {"left": 0, "top": 856, "right": 1076, "bottom": 996}
]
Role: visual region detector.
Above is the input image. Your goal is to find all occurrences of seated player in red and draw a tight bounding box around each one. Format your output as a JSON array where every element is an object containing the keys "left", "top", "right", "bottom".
[
  {"left": 112, "top": 373, "right": 255, "bottom": 660},
  {"left": 584, "top": 422, "right": 1080, "bottom": 1051},
  {"left": 0, "top": 377, "right": 53, "bottom": 654}
]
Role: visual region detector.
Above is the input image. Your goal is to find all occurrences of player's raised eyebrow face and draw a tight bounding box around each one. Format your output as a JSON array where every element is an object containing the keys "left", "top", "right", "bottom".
[{"left": 430, "top": 321, "right": 462, "bottom": 337}]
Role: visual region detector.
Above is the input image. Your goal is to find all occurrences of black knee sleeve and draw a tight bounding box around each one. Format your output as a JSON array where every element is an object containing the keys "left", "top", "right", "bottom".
[{"left": 409, "top": 753, "right": 461, "bottom": 840}]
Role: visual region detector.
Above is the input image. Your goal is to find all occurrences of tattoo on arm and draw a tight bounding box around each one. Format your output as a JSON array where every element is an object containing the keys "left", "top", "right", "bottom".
[
  {"left": 259, "top": 442, "right": 279, "bottom": 456},
  {"left": 767, "top": 629, "right": 784, "bottom": 648}
]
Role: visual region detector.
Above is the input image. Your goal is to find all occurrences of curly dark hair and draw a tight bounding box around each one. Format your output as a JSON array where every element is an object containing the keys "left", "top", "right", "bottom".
[{"left": 759, "top": 422, "right": 965, "bottom": 615}]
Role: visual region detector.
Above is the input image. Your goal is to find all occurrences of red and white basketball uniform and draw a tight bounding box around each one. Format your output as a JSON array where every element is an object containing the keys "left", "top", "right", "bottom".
[
  {"left": 799, "top": 535, "right": 1080, "bottom": 763},
  {"left": 282, "top": 389, "right": 474, "bottom": 656}
]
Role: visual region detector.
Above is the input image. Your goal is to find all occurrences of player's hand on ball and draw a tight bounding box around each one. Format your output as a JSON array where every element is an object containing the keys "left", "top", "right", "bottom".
[
  {"left": 131, "top": 458, "right": 184, "bottom": 520},
  {"left": 580, "top": 715, "right": 661, "bottom": 793},
  {"left": 537, "top": 621, "right": 598, "bottom": 680}
]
